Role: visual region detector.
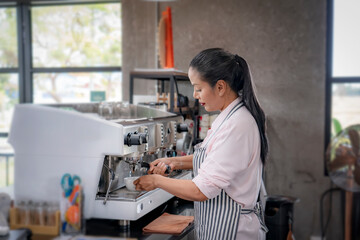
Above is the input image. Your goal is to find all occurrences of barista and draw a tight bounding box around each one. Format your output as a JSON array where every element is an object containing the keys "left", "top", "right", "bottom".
[{"left": 134, "top": 48, "right": 268, "bottom": 240}]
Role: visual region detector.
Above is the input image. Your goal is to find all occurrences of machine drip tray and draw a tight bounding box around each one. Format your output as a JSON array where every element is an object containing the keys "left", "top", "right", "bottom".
[{"left": 96, "top": 171, "right": 191, "bottom": 202}]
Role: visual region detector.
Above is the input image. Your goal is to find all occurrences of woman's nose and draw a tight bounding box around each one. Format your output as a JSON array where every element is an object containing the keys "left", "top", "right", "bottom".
[{"left": 193, "top": 90, "right": 198, "bottom": 99}]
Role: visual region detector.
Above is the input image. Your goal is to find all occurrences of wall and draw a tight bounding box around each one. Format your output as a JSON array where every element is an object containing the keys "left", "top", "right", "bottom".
[
  {"left": 122, "top": 0, "right": 342, "bottom": 239},
  {"left": 122, "top": 0, "right": 157, "bottom": 101}
]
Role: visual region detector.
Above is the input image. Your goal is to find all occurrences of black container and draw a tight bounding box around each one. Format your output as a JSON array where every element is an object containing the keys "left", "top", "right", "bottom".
[{"left": 265, "top": 195, "right": 299, "bottom": 240}]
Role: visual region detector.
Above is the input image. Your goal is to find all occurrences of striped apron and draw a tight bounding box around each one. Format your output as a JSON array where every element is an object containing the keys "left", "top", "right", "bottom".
[{"left": 193, "top": 102, "right": 268, "bottom": 240}]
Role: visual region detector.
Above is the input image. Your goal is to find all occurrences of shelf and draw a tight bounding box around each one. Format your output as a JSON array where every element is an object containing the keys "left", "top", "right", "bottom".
[
  {"left": 130, "top": 68, "right": 189, "bottom": 81},
  {"left": 129, "top": 69, "right": 190, "bottom": 112}
]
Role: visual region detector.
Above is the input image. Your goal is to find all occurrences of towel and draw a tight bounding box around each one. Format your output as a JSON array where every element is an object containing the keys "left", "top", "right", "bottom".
[{"left": 143, "top": 213, "right": 194, "bottom": 235}]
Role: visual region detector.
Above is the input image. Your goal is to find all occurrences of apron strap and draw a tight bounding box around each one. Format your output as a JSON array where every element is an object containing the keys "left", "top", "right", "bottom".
[
  {"left": 241, "top": 202, "right": 269, "bottom": 233},
  {"left": 201, "top": 101, "right": 244, "bottom": 149},
  {"left": 243, "top": 169, "right": 268, "bottom": 233}
]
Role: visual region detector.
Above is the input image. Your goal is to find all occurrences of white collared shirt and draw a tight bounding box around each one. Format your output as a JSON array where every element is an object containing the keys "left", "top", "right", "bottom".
[{"left": 192, "top": 97, "right": 264, "bottom": 239}]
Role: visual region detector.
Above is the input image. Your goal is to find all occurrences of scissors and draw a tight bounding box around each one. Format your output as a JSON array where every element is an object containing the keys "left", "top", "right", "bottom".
[{"left": 61, "top": 173, "right": 81, "bottom": 198}]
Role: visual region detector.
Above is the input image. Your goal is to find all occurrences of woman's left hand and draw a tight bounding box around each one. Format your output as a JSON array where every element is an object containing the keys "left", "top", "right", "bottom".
[{"left": 133, "top": 175, "right": 160, "bottom": 191}]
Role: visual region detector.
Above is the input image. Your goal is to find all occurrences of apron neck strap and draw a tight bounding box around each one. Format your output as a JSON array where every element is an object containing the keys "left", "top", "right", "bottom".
[{"left": 202, "top": 101, "right": 244, "bottom": 148}]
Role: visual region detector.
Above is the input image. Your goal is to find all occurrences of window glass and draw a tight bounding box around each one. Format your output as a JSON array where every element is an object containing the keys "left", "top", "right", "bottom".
[
  {"left": 0, "top": 8, "right": 17, "bottom": 68},
  {"left": 32, "top": 3, "right": 121, "bottom": 67},
  {"left": 332, "top": 0, "right": 360, "bottom": 77},
  {"left": 331, "top": 83, "right": 360, "bottom": 136},
  {"left": 0, "top": 154, "right": 14, "bottom": 188},
  {"left": 33, "top": 72, "right": 122, "bottom": 103},
  {"left": 0, "top": 74, "right": 18, "bottom": 132}
]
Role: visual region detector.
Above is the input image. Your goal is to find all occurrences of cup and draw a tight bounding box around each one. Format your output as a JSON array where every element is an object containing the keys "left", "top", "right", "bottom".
[
  {"left": 46, "top": 202, "right": 59, "bottom": 226},
  {"left": 16, "top": 201, "right": 27, "bottom": 225},
  {"left": 124, "top": 176, "right": 140, "bottom": 191}
]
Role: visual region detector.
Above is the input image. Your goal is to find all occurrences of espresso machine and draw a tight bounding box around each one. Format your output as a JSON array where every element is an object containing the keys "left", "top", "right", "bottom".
[{"left": 8, "top": 102, "right": 191, "bottom": 222}]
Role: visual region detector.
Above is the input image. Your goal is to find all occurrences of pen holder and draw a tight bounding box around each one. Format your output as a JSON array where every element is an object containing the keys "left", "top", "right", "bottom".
[{"left": 60, "top": 184, "right": 83, "bottom": 235}]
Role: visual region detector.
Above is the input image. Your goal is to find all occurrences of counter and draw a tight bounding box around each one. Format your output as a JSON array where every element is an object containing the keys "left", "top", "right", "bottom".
[
  {"left": 12, "top": 198, "right": 194, "bottom": 240},
  {"left": 84, "top": 197, "right": 195, "bottom": 240}
]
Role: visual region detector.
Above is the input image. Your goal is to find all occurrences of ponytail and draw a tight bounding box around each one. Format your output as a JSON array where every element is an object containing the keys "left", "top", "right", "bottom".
[
  {"left": 234, "top": 55, "right": 268, "bottom": 164},
  {"left": 190, "top": 48, "right": 268, "bottom": 164}
]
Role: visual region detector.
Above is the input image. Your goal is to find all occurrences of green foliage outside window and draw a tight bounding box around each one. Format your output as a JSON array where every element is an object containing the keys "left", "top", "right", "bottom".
[
  {"left": 0, "top": 8, "right": 18, "bottom": 132},
  {"left": 0, "top": 8, "right": 17, "bottom": 68},
  {"left": 32, "top": 3, "right": 121, "bottom": 67},
  {"left": 31, "top": 3, "right": 122, "bottom": 103}
]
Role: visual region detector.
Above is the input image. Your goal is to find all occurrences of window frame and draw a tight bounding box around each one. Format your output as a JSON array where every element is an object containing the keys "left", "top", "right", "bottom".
[{"left": 324, "top": 0, "right": 360, "bottom": 174}]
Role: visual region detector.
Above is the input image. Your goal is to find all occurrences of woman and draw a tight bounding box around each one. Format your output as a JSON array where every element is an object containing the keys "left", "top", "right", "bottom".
[{"left": 134, "top": 48, "right": 268, "bottom": 239}]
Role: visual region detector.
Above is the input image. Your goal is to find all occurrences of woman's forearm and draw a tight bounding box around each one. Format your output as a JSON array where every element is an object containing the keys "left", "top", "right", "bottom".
[
  {"left": 173, "top": 154, "right": 193, "bottom": 170},
  {"left": 156, "top": 176, "right": 207, "bottom": 201}
]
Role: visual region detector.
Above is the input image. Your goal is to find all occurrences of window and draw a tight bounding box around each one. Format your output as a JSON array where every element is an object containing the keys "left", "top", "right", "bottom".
[
  {"left": 325, "top": 0, "right": 360, "bottom": 169},
  {"left": 31, "top": 2, "right": 122, "bottom": 103},
  {"left": 0, "top": 7, "right": 18, "bottom": 133},
  {"left": 0, "top": 74, "right": 18, "bottom": 130},
  {"left": 332, "top": 0, "right": 360, "bottom": 77},
  {"left": 0, "top": 1, "right": 122, "bottom": 189},
  {"left": 0, "top": 6, "right": 18, "bottom": 188},
  {"left": 33, "top": 72, "right": 122, "bottom": 103}
]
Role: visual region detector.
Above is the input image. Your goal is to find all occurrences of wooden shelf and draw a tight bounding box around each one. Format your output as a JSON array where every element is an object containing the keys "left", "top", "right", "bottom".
[{"left": 10, "top": 208, "right": 60, "bottom": 236}]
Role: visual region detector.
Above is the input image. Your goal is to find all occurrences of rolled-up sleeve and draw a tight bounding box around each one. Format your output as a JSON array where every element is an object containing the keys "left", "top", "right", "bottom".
[{"left": 192, "top": 118, "right": 257, "bottom": 199}]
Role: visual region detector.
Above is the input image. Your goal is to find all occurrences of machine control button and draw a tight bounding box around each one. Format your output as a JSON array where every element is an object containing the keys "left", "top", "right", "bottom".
[{"left": 124, "top": 131, "right": 148, "bottom": 146}]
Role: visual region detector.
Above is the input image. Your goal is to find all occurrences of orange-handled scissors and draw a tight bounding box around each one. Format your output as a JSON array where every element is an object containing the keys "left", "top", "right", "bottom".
[{"left": 61, "top": 173, "right": 81, "bottom": 198}]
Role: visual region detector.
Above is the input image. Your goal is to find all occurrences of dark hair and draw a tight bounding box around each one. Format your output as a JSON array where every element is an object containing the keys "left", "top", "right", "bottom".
[{"left": 189, "top": 48, "right": 268, "bottom": 164}]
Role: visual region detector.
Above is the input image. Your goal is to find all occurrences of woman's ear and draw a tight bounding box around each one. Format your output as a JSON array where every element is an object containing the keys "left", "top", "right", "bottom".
[{"left": 216, "top": 80, "right": 227, "bottom": 97}]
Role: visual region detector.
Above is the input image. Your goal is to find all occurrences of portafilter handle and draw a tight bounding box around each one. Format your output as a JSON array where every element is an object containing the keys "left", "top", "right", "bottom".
[{"left": 141, "top": 162, "right": 171, "bottom": 174}]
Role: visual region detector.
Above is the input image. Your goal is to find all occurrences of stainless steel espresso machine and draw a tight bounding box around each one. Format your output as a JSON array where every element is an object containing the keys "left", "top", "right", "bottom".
[{"left": 8, "top": 102, "right": 191, "bottom": 222}]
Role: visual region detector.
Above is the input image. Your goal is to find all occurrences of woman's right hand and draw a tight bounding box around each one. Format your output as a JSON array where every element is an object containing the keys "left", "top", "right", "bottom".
[{"left": 148, "top": 157, "right": 175, "bottom": 175}]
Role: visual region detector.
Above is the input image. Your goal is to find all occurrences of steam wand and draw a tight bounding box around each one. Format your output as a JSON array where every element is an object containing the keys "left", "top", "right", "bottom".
[{"left": 103, "top": 163, "right": 115, "bottom": 205}]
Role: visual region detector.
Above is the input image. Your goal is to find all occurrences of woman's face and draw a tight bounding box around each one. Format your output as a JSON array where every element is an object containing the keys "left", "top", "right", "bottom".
[{"left": 188, "top": 67, "right": 221, "bottom": 112}]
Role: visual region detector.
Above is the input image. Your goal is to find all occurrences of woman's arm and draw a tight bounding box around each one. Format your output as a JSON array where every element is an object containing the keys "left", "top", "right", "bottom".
[
  {"left": 149, "top": 154, "right": 193, "bottom": 175},
  {"left": 134, "top": 174, "right": 207, "bottom": 201},
  {"left": 169, "top": 154, "right": 193, "bottom": 170}
]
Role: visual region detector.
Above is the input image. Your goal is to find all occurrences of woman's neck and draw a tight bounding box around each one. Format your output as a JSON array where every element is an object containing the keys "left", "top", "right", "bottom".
[{"left": 220, "top": 91, "right": 238, "bottom": 111}]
